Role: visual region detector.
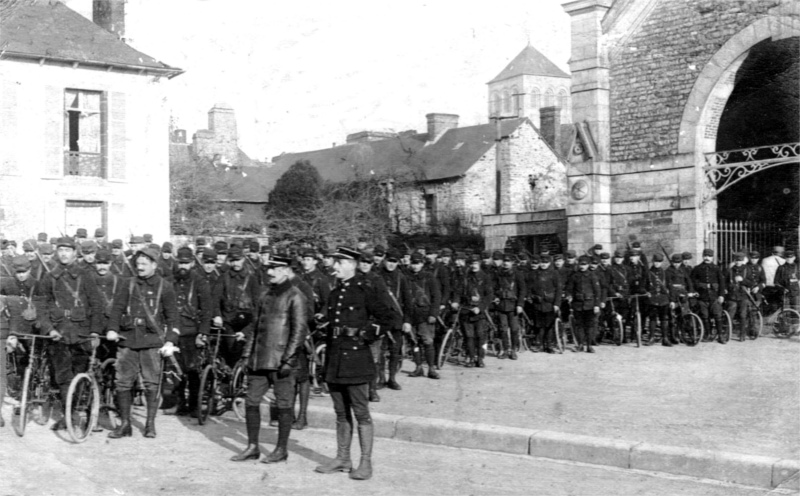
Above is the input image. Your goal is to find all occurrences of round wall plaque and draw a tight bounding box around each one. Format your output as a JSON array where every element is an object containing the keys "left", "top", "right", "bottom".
[{"left": 571, "top": 179, "right": 589, "bottom": 200}]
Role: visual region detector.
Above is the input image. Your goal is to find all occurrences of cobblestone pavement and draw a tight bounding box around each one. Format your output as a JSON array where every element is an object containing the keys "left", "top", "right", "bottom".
[{"left": 354, "top": 335, "right": 800, "bottom": 459}]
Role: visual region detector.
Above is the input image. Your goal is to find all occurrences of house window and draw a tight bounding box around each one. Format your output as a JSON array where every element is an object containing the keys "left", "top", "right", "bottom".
[
  {"left": 503, "top": 90, "right": 511, "bottom": 113},
  {"left": 530, "top": 87, "right": 541, "bottom": 109},
  {"left": 424, "top": 194, "right": 437, "bottom": 226},
  {"left": 544, "top": 87, "right": 555, "bottom": 107},
  {"left": 510, "top": 86, "right": 520, "bottom": 115},
  {"left": 558, "top": 89, "right": 570, "bottom": 120},
  {"left": 64, "top": 89, "right": 104, "bottom": 177},
  {"left": 491, "top": 92, "right": 501, "bottom": 116},
  {"left": 65, "top": 200, "right": 106, "bottom": 236}
]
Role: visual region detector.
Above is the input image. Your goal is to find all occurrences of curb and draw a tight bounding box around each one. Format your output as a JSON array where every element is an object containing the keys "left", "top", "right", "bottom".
[{"left": 262, "top": 403, "right": 800, "bottom": 489}]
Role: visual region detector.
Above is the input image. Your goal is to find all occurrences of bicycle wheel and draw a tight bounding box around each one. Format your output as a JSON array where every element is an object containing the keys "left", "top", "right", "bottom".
[
  {"left": 310, "top": 343, "right": 327, "bottom": 393},
  {"left": 634, "top": 311, "right": 642, "bottom": 348},
  {"left": 775, "top": 309, "right": 800, "bottom": 338},
  {"left": 554, "top": 318, "right": 564, "bottom": 353},
  {"left": 437, "top": 328, "right": 454, "bottom": 369},
  {"left": 12, "top": 366, "right": 33, "bottom": 437},
  {"left": 197, "top": 365, "right": 217, "bottom": 425},
  {"left": 65, "top": 373, "right": 99, "bottom": 443},
  {"left": 719, "top": 310, "right": 733, "bottom": 343},
  {"left": 31, "top": 358, "right": 55, "bottom": 426},
  {"left": 230, "top": 361, "right": 248, "bottom": 421},
  {"left": 613, "top": 314, "right": 624, "bottom": 346},
  {"left": 682, "top": 313, "right": 704, "bottom": 347},
  {"left": 750, "top": 310, "right": 763, "bottom": 340},
  {"left": 98, "top": 359, "right": 119, "bottom": 430}
]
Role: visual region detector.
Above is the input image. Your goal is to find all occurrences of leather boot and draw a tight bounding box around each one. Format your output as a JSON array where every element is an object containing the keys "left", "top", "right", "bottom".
[
  {"left": 662, "top": 322, "right": 673, "bottom": 347},
  {"left": 143, "top": 390, "right": 159, "bottom": 438},
  {"left": 349, "top": 423, "right": 374, "bottom": 480},
  {"left": 269, "top": 402, "right": 279, "bottom": 426},
  {"left": 386, "top": 353, "right": 402, "bottom": 390},
  {"left": 184, "top": 371, "right": 200, "bottom": 417},
  {"left": 292, "top": 381, "right": 309, "bottom": 430},
  {"left": 315, "top": 421, "right": 353, "bottom": 473},
  {"left": 409, "top": 349, "right": 424, "bottom": 377},
  {"left": 368, "top": 379, "right": 380, "bottom": 402},
  {"left": 108, "top": 390, "right": 133, "bottom": 439},
  {"left": 262, "top": 408, "right": 291, "bottom": 463},
  {"left": 376, "top": 355, "right": 386, "bottom": 390},
  {"left": 425, "top": 344, "right": 439, "bottom": 379},
  {"left": 231, "top": 406, "right": 261, "bottom": 461}
]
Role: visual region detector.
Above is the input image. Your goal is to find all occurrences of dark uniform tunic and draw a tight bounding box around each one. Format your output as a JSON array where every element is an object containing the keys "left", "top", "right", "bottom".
[
  {"left": 691, "top": 262, "right": 727, "bottom": 338},
  {"left": 459, "top": 269, "right": 493, "bottom": 361},
  {"left": 528, "top": 267, "right": 561, "bottom": 349},
  {"left": 565, "top": 270, "right": 602, "bottom": 347}
]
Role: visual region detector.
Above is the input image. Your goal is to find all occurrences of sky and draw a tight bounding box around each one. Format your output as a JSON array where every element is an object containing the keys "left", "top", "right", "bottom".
[{"left": 64, "top": 0, "right": 572, "bottom": 162}]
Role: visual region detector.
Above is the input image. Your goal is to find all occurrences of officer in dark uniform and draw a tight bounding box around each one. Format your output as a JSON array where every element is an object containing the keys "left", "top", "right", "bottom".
[
  {"left": 91, "top": 249, "right": 121, "bottom": 361},
  {"left": 158, "top": 242, "right": 176, "bottom": 283},
  {"left": 458, "top": 254, "right": 493, "bottom": 366},
  {"left": 775, "top": 250, "right": 799, "bottom": 311},
  {"left": 106, "top": 246, "right": 179, "bottom": 438},
  {"left": 357, "top": 250, "right": 393, "bottom": 400},
  {"left": 666, "top": 253, "right": 692, "bottom": 344},
  {"left": 608, "top": 250, "right": 631, "bottom": 340},
  {"left": 376, "top": 248, "right": 412, "bottom": 389},
  {"left": 405, "top": 252, "right": 442, "bottom": 378},
  {"left": 725, "top": 252, "right": 755, "bottom": 342},
  {"left": 1, "top": 255, "right": 44, "bottom": 346},
  {"left": 528, "top": 254, "right": 561, "bottom": 353},
  {"left": 217, "top": 245, "right": 260, "bottom": 367},
  {"left": 493, "top": 253, "right": 526, "bottom": 359},
  {"left": 691, "top": 249, "right": 727, "bottom": 343},
  {"left": 746, "top": 250, "right": 766, "bottom": 313},
  {"left": 646, "top": 253, "right": 672, "bottom": 346},
  {"left": 565, "top": 256, "right": 601, "bottom": 353},
  {"left": 314, "top": 247, "right": 395, "bottom": 481}
]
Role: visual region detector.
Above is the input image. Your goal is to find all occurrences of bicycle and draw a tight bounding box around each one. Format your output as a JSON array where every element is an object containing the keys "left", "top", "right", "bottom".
[
  {"left": 64, "top": 335, "right": 120, "bottom": 443},
  {"left": 773, "top": 292, "right": 800, "bottom": 338},
  {"left": 436, "top": 315, "right": 465, "bottom": 368},
  {"left": 9, "top": 334, "right": 56, "bottom": 437},
  {"left": 628, "top": 294, "right": 647, "bottom": 348},
  {"left": 670, "top": 295, "right": 704, "bottom": 347},
  {"left": 197, "top": 327, "right": 244, "bottom": 425},
  {"left": 519, "top": 310, "right": 536, "bottom": 352},
  {"left": 599, "top": 296, "right": 625, "bottom": 346}
]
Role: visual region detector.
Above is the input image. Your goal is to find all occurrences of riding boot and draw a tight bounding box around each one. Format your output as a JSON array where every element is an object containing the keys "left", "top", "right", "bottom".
[
  {"left": 262, "top": 408, "right": 291, "bottom": 463},
  {"left": 186, "top": 371, "right": 200, "bottom": 417},
  {"left": 465, "top": 336, "right": 476, "bottom": 363},
  {"left": 349, "top": 423, "right": 374, "bottom": 480},
  {"left": 51, "top": 384, "right": 71, "bottom": 430},
  {"left": 269, "top": 401, "right": 279, "bottom": 426},
  {"left": 662, "top": 323, "right": 673, "bottom": 347},
  {"left": 715, "top": 318, "right": 726, "bottom": 343},
  {"left": 476, "top": 342, "right": 486, "bottom": 367},
  {"left": 376, "top": 354, "right": 386, "bottom": 390},
  {"left": 292, "top": 381, "right": 309, "bottom": 430},
  {"left": 387, "top": 352, "right": 402, "bottom": 390},
  {"left": 368, "top": 379, "right": 380, "bottom": 402},
  {"left": 315, "top": 421, "right": 353, "bottom": 473},
  {"left": 108, "top": 390, "right": 133, "bottom": 439},
  {"left": 231, "top": 406, "right": 261, "bottom": 461},
  {"left": 425, "top": 344, "right": 439, "bottom": 379},
  {"left": 143, "top": 389, "right": 159, "bottom": 438},
  {"left": 409, "top": 349, "right": 424, "bottom": 377}
]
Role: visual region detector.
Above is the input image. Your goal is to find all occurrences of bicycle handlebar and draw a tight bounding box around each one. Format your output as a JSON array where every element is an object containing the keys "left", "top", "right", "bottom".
[
  {"left": 78, "top": 334, "right": 126, "bottom": 341},
  {"left": 10, "top": 333, "right": 53, "bottom": 340}
]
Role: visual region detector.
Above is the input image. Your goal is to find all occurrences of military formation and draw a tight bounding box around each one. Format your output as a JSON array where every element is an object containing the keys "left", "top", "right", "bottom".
[{"left": 1, "top": 229, "right": 798, "bottom": 481}]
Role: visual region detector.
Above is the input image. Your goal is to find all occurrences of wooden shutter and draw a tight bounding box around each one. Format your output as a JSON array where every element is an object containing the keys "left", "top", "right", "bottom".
[
  {"left": 43, "top": 85, "right": 64, "bottom": 178},
  {"left": 1, "top": 79, "right": 19, "bottom": 176},
  {"left": 108, "top": 92, "right": 126, "bottom": 181}
]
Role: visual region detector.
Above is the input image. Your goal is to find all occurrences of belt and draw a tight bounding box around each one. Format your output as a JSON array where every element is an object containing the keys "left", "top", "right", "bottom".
[{"left": 332, "top": 326, "right": 360, "bottom": 338}]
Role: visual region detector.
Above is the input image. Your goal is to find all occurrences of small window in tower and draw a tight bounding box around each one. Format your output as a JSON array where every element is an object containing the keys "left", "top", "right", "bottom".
[
  {"left": 544, "top": 88, "right": 555, "bottom": 107},
  {"left": 531, "top": 87, "right": 541, "bottom": 109}
]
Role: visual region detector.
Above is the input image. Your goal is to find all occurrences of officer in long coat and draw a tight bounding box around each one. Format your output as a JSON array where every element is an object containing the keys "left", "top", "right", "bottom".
[
  {"left": 528, "top": 255, "right": 561, "bottom": 353},
  {"left": 565, "top": 256, "right": 602, "bottom": 353},
  {"left": 691, "top": 249, "right": 727, "bottom": 343}
]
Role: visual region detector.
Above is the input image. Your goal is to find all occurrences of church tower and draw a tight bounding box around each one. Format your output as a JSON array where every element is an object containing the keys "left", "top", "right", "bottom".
[{"left": 487, "top": 44, "right": 571, "bottom": 125}]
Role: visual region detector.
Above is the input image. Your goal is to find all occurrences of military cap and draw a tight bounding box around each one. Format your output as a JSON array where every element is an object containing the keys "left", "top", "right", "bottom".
[
  {"left": 49, "top": 237, "right": 58, "bottom": 245},
  {"left": 264, "top": 255, "right": 293, "bottom": 268},
  {"left": 733, "top": 252, "right": 745, "bottom": 261},
  {"left": 130, "top": 235, "right": 145, "bottom": 244},
  {"left": 592, "top": 244, "right": 603, "bottom": 251},
  {"left": 386, "top": 248, "right": 402, "bottom": 261},
  {"left": 359, "top": 251, "right": 375, "bottom": 263},
  {"left": 530, "top": 255, "right": 541, "bottom": 264},
  {"left": 76, "top": 228, "right": 88, "bottom": 238},
  {"left": 628, "top": 250, "right": 641, "bottom": 257},
  {"left": 228, "top": 245, "right": 244, "bottom": 260},
  {"left": 111, "top": 239, "right": 123, "bottom": 249},
  {"left": 469, "top": 254, "right": 482, "bottom": 263},
  {"left": 566, "top": 250, "right": 577, "bottom": 258},
  {"left": 682, "top": 252, "right": 693, "bottom": 260},
  {"left": 301, "top": 248, "right": 317, "bottom": 259},
  {"left": 590, "top": 256, "right": 600, "bottom": 264},
  {"left": 502, "top": 253, "right": 515, "bottom": 262},
  {"left": 162, "top": 242, "right": 173, "bottom": 253},
  {"left": 39, "top": 243, "right": 54, "bottom": 255},
  {"left": 136, "top": 246, "right": 160, "bottom": 262},
  {"left": 95, "top": 249, "right": 112, "bottom": 264},
  {"left": 95, "top": 228, "right": 106, "bottom": 238},
  {"left": 464, "top": 248, "right": 474, "bottom": 256},
  {"left": 578, "top": 255, "right": 591, "bottom": 264},
  {"left": 331, "top": 246, "right": 361, "bottom": 260},
  {"left": 670, "top": 254, "right": 682, "bottom": 263},
  {"left": 785, "top": 250, "right": 795, "bottom": 258},
  {"left": 195, "top": 237, "right": 207, "bottom": 247},
  {"left": 147, "top": 243, "right": 159, "bottom": 251},
  {"left": 613, "top": 250, "right": 625, "bottom": 258},
  {"left": 214, "top": 241, "right": 228, "bottom": 254},
  {"left": 748, "top": 250, "right": 760, "bottom": 259},
  {"left": 455, "top": 251, "right": 466, "bottom": 261},
  {"left": 373, "top": 245, "right": 386, "bottom": 256},
  {"left": 492, "top": 250, "right": 504, "bottom": 260},
  {"left": 702, "top": 248, "right": 714, "bottom": 257},
  {"left": 410, "top": 252, "right": 425, "bottom": 264},
  {"left": 481, "top": 250, "right": 491, "bottom": 259},
  {"left": 143, "top": 234, "right": 153, "bottom": 243},
  {"left": 517, "top": 252, "right": 529, "bottom": 261},
  {"left": 539, "top": 248, "right": 551, "bottom": 256},
  {"left": 652, "top": 253, "right": 664, "bottom": 262},
  {"left": 600, "top": 252, "right": 611, "bottom": 260},
  {"left": 56, "top": 237, "right": 76, "bottom": 249},
  {"left": 37, "top": 233, "right": 48, "bottom": 242},
  {"left": 631, "top": 241, "right": 641, "bottom": 249},
  {"left": 22, "top": 239, "right": 36, "bottom": 252},
  {"left": 248, "top": 240, "right": 260, "bottom": 253},
  {"left": 540, "top": 254, "right": 552, "bottom": 263},
  {"left": 201, "top": 248, "right": 217, "bottom": 262},
  {"left": 12, "top": 255, "right": 31, "bottom": 272},
  {"left": 6, "top": 240, "right": 16, "bottom": 247},
  {"left": 440, "top": 247, "right": 453, "bottom": 257},
  {"left": 81, "top": 241, "right": 97, "bottom": 254},
  {"left": 553, "top": 254, "right": 563, "bottom": 260},
  {"left": 259, "top": 244, "right": 272, "bottom": 254},
  {"left": 230, "top": 237, "right": 244, "bottom": 248},
  {"left": 176, "top": 247, "right": 194, "bottom": 263}
]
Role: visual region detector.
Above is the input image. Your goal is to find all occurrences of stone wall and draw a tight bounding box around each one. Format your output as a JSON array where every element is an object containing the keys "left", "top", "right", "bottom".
[{"left": 608, "top": 0, "right": 792, "bottom": 161}]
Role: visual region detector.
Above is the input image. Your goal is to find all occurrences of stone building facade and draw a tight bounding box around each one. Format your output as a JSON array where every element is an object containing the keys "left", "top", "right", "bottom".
[
  {"left": 563, "top": 0, "right": 799, "bottom": 262},
  {"left": 0, "top": 0, "right": 181, "bottom": 243}
]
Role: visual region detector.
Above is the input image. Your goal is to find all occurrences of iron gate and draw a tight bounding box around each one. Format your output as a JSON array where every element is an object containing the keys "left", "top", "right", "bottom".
[{"left": 705, "top": 219, "right": 795, "bottom": 267}]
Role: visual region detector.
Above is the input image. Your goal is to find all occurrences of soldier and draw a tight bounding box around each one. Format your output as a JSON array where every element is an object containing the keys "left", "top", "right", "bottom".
[
  {"left": 405, "top": 252, "right": 441, "bottom": 379},
  {"left": 106, "top": 246, "right": 179, "bottom": 438},
  {"left": 38, "top": 238, "right": 104, "bottom": 430},
  {"left": 493, "top": 253, "right": 526, "bottom": 359},
  {"left": 170, "top": 247, "right": 211, "bottom": 416},
  {"left": 774, "top": 250, "right": 798, "bottom": 310},
  {"left": 691, "top": 249, "right": 727, "bottom": 343},
  {"left": 588, "top": 255, "right": 606, "bottom": 345},
  {"left": 94, "top": 228, "right": 106, "bottom": 245},
  {"left": 646, "top": 253, "right": 672, "bottom": 346},
  {"left": 565, "top": 256, "right": 601, "bottom": 353},
  {"left": 217, "top": 245, "right": 259, "bottom": 367},
  {"left": 746, "top": 250, "right": 767, "bottom": 312},
  {"left": 528, "top": 254, "right": 561, "bottom": 353},
  {"left": 376, "top": 248, "right": 411, "bottom": 390},
  {"left": 762, "top": 246, "right": 786, "bottom": 287},
  {"left": 75, "top": 228, "right": 88, "bottom": 240},
  {"left": 608, "top": 250, "right": 632, "bottom": 342},
  {"left": 158, "top": 242, "right": 176, "bottom": 282},
  {"left": 666, "top": 253, "right": 692, "bottom": 344},
  {"left": 77, "top": 240, "right": 98, "bottom": 271},
  {"left": 91, "top": 249, "right": 122, "bottom": 362},
  {"left": 230, "top": 254, "right": 308, "bottom": 464},
  {"left": 1, "top": 255, "right": 44, "bottom": 343},
  {"left": 725, "top": 252, "right": 755, "bottom": 342},
  {"left": 357, "top": 250, "right": 393, "bottom": 400},
  {"left": 314, "top": 247, "right": 394, "bottom": 480},
  {"left": 595, "top": 252, "right": 615, "bottom": 343},
  {"left": 372, "top": 245, "right": 386, "bottom": 268},
  {"left": 564, "top": 250, "right": 578, "bottom": 272},
  {"left": 214, "top": 241, "right": 230, "bottom": 274},
  {"left": 458, "top": 254, "right": 493, "bottom": 366}
]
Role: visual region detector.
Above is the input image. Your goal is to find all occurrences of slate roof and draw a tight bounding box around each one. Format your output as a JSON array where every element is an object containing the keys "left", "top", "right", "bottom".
[
  {"left": 488, "top": 44, "right": 569, "bottom": 84},
  {"left": 0, "top": 0, "right": 181, "bottom": 75}
]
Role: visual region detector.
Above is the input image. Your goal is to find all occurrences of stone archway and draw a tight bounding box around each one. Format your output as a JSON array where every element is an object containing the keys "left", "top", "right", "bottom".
[{"left": 676, "top": 15, "right": 800, "bottom": 252}]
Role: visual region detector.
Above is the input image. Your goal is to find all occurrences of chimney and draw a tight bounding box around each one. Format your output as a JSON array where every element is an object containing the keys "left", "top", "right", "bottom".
[
  {"left": 171, "top": 129, "right": 187, "bottom": 144},
  {"left": 426, "top": 113, "right": 459, "bottom": 142},
  {"left": 539, "top": 106, "right": 561, "bottom": 151},
  {"left": 93, "top": 0, "right": 125, "bottom": 40}
]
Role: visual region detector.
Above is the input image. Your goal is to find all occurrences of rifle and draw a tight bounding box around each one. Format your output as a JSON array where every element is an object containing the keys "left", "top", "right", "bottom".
[
  {"left": 34, "top": 250, "right": 52, "bottom": 274},
  {"left": 657, "top": 241, "right": 670, "bottom": 262}
]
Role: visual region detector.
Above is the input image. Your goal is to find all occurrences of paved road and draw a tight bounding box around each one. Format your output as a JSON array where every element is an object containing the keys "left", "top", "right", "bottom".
[
  {"left": 0, "top": 411, "right": 793, "bottom": 496},
  {"left": 363, "top": 335, "right": 800, "bottom": 459}
]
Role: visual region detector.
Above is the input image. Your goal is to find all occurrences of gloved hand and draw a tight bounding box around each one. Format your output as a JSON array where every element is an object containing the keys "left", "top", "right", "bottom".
[
  {"left": 49, "top": 330, "right": 63, "bottom": 342},
  {"left": 106, "top": 330, "right": 120, "bottom": 342},
  {"left": 402, "top": 322, "right": 412, "bottom": 334},
  {"left": 234, "top": 331, "right": 246, "bottom": 342},
  {"left": 600, "top": 303, "right": 606, "bottom": 309},
  {"left": 472, "top": 307, "right": 480, "bottom": 315},
  {"left": 159, "top": 341, "right": 176, "bottom": 357},
  {"left": 670, "top": 302, "right": 676, "bottom": 310},
  {"left": 195, "top": 334, "right": 207, "bottom": 347},
  {"left": 212, "top": 316, "right": 223, "bottom": 327},
  {"left": 516, "top": 306, "right": 523, "bottom": 315},
  {"left": 89, "top": 332, "right": 100, "bottom": 349},
  {"left": 427, "top": 316, "right": 436, "bottom": 325},
  {"left": 278, "top": 363, "right": 292, "bottom": 378},
  {"left": 717, "top": 296, "right": 725, "bottom": 304},
  {"left": 593, "top": 306, "right": 600, "bottom": 315},
  {"left": 451, "top": 302, "right": 460, "bottom": 310}
]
